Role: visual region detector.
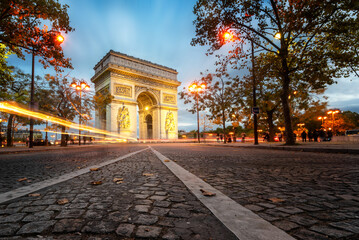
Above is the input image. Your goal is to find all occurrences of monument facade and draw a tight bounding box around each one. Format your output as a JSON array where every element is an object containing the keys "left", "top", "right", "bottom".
[{"left": 91, "top": 50, "right": 181, "bottom": 140}]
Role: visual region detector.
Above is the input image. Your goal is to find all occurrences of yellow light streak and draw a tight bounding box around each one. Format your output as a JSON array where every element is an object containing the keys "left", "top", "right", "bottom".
[{"left": 0, "top": 101, "right": 137, "bottom": 141}]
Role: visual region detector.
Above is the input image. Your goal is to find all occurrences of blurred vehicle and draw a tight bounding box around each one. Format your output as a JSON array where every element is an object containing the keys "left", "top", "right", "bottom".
[
  {"left": 345, "top": 129, "right": 359, "bottom": 136},
  {"left": 33, "top": 139, "right": 52, "bottom": 146}
]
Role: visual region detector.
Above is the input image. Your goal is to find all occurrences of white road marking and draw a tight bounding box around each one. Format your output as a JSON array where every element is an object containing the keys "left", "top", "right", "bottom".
[
  {"left": 150, "top": 147, "right": 295, "bottom": 240},
  {"left": 0, "top": 147, "right": 149, "bottom": 204}
]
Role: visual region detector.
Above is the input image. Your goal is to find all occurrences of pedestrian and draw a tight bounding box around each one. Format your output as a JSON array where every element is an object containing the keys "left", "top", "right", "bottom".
[
  {"left": 319, "top": 130, "right": 326, "bottom": 142},
  {"left": 327, "top": 131, "right": 333, "bottom": 141},
  {"left": 308, "top": 131, "right": 313, "bottom": 142},
  {"left": 220, "top": 134, "right": 223, "bottom": 142},
  {"left": 313, "top": 130, "right": 319, "bottom": 142},
  {"left": 241, "top": 132, "right": 246, "bottom": 143},
  {"left": 278, "top": 133, "right": 282, "bottom": 142},
  {"left": 228, "top": 137, "right": 232, "bottom": 143},
  {"left": 263, "top": 132, "right": 269, "bottom": 142},
  {"left": 301, "top": 130, "right": 307, "bottom": 142}
]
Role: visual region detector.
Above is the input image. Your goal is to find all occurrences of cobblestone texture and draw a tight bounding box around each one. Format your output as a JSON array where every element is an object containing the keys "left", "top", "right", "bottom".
[
  {"left": 0, "top": 144, "right": 144, "bottom": 193},
  {"left": 153, "top": 143, "right": 359, "bottom": 240},
  {"left": 0, "top": 147, "right": 237, "bottom": 239}
]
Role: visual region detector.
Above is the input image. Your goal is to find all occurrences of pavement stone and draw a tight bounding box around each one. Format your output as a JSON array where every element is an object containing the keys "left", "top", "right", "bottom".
[
  {"left": 0, "top": 213, "right": 26, "bottom": 223},
  {"left": 0, "top": 223, "right": 20, "bottom": 236},
  {"left": 310, "top": 225, "right": 353, "bottom": 238},
  {"left": 135, "top": 225, "right": 162, "bottom": 238},
  {"left": 22, "top": 210, "right": 54, "bottom": 222},
  {"left": 17, "top": 220, "right": 56, "bottom": 234},
  {"left": 53, "top": 219, "right": 85, "bottom": 233}
]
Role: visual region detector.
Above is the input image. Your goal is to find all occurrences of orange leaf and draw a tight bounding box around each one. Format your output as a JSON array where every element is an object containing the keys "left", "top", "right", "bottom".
[
  {"left": 57, "top": 198, "right": 69, "bottom": 205},
  {"left": 91, "top": 181, "right": 103, "bottom": 185},
  {"left": 113, "top": 177, "right": 124, "bottom": 184},
  {"left": 90, "top": 168, "right": 99, "bottom": 171},
  {"left": 269, "top": 197, "right": 285, "bottom": 203},
  {"left": 28, "top": 193, "right": 41, "bottom": 197},
  {"left": 17, "top": 177, "right": 27, "bottom": 182},
  {"left": 143, "top": 173, "right": 153, "bottom": 176},
  {"left": 164, "top": 159, "right": 170, "bottom": 162},
  {"left": 200, "top": 189, "right": 216, "bottom": 197}
]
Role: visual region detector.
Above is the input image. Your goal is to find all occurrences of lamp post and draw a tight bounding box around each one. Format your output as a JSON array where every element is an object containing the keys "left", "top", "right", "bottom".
[
  {"left": 317, "top": 116, "right": 327, "bottom": 126},
  {"left": 327, "top": 110, "right": 340, "bottom": 135},
  {"left": 70, "top": 80, "right": 90, "bottom": 145},
  {"left": 222, "top": 30, "right": 258, "bottom": 145},
  {"left": 0, "top": 118, "right": 7, "bottom": 147},
  {"left": 189, "top": 83, "right": 206, "bottom": 143},
  {"left": 29, "top": 33, "right": 64, "bottom": 148}
]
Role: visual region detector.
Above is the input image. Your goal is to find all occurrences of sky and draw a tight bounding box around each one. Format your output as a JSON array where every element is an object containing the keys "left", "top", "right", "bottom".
[{"left": 7, "top": 0, "right": 359, "bottom": 132}]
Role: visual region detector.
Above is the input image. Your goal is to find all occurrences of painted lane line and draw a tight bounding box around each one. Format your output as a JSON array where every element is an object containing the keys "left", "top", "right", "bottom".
[
  {"left": 0, "top": 147, "right": 149, "bottom": 204},
  {"left": 150, "top": 147, "right": 295, "bottom": 240}
]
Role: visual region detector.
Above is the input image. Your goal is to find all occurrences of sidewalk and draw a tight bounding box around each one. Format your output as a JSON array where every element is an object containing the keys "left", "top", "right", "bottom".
[
  {"left": 0, "top": 144, "right": 98, "bottom": 155},
  {"left": 1, "top": 141, "right": 359, "bottom": 155},
  {"left": 205, "top": 141, "right": 359, "bottom": 154}
]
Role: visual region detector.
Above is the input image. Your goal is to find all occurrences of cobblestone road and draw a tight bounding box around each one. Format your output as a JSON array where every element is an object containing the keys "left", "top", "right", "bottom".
[
  {"left": 0, "top": 144, "right": 144, "bottom": 193},
  {"left": 0, "top": 147, "right": 236, "bottom": 239},
  {"left": 151, "top": 144, "right": 359, "bottom": 240}
]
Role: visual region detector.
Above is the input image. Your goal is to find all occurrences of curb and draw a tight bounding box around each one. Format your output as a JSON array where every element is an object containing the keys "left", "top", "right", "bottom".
[
  {"left": 0, "top": 144, "right": 97, "bottom": 155},
  {"left": 202, "top": 143, "right": 359, "bottom": 154}
]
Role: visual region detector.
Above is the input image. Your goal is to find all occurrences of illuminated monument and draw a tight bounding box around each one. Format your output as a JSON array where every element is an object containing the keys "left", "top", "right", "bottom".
[{"left": 91, "top": 50, "right": 180, "bottom": 140}]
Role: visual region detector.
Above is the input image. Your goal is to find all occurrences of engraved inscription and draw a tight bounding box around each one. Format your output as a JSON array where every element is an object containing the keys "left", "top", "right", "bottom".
[
  {"left": 163, "top": 93, "right": 176, "bottom": 104},
  {"left": 112, "top": 56, "right": 177, "bottom": 81},
  {"left": 115, "top": 84, "right": 132, "bottom": 97}
]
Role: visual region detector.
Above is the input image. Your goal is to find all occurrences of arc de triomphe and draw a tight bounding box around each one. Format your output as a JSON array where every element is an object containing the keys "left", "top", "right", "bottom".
[{"left": 91, "top": 50, "right": 181, "bottom": 140}]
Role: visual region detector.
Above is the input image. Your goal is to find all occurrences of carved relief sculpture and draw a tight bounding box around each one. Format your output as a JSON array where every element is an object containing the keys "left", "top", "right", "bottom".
[
  {"left": 165, "top": 112, "right": 175, "bottom": 132},
  {"left": 163, "top": 93, "right": 176, "bottom": 105},
  {"left": 118, "top": 106, "right": 130, "bottom": 132},
  {"left": 115, "top": 84, "right": 132, "bottom": 97}
]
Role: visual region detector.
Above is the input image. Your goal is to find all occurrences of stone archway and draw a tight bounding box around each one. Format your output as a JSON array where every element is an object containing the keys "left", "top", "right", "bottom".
[
  {"left": 92, "top": 50, "right": 181, "bottom": 141},
  {"left": 137, "top": 91, "right": 157, "bottom": 139},
  {"left": 145, "top": 114, "right": 153, "bottom": 139}
]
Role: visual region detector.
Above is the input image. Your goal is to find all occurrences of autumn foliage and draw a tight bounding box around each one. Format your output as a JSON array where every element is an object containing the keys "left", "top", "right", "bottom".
[{"left": 0, "top": 0, "right": 74, "bottom": 71}]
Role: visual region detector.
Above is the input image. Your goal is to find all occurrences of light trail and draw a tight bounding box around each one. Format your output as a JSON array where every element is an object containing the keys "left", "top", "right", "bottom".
[{"left": 0, "top": 101, "right": 137, "bottom": 141}]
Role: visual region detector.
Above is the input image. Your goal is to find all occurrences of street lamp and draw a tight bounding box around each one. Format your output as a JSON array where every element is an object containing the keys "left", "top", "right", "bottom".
[
  {"left": 70, "top": 80, "right": 90, "bottom": 145},
  {"left": 327, "top": 109, "right": 340, "bottom": 135},
  {"left": 222, "top": 30, "right": 258, "bottom": 145},
  {"left": 29, "top": 33, "right": 65, "bottom": 148},
  {"left": 317, "top": 116, "right": 327, "bottom": 126},
  {"left": 188, "top": 82, "right": 206, "bottom": 143}
]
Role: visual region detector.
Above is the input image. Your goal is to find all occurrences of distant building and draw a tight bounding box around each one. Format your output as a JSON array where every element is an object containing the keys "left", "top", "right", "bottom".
[{"left": 1, "top": 129, "right": 43, "bottom": 141}]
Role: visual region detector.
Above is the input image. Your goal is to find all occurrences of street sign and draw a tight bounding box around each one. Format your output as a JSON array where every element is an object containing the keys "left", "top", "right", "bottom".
[{"left": 252, "top": 107, "right": 260, "bottom": 114}]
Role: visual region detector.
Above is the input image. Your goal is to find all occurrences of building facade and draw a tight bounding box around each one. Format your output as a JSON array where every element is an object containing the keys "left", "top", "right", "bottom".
[{"left": 91, "top": 50, "right": 181, "bottom": 140}]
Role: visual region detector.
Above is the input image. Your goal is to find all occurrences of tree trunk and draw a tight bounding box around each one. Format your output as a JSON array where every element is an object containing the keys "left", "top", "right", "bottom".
[
  {"left": 266, "top": 109, "right": 275, "bottom": 142},
  {"left": 222, "top": 109, "right": 227, "bottom": 143},
  {"left": 6, "top": 114, "right": 14, "bottom": 147},
  {"left": 280, "top": 57, "right": 295, "bottom": 145},
  {"left": 60, "top": 125, "right": 67, "bottom": 147}
]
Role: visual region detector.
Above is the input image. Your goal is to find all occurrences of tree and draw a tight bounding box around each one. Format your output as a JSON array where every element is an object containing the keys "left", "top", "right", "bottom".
[
  {"left": 0, "top": 0, "right": 73, "bottom": 73},
  {"left": 179, "top": 71, "right": 234, "bottom": 143},
  {"left": 0, "top": 44, "right": 13, "bottom": 94},
  {"left": 45, "top": 75, "right": 92, "bottom": 146},
  {"left": 191, "top": 0, "right": 359, "bottom": 145},
  {"left": 3, "top": 68, "right": 31, "bottom": 146},
  {"left": 322, "top": 110, "right": 359, "bottom": 134}
]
